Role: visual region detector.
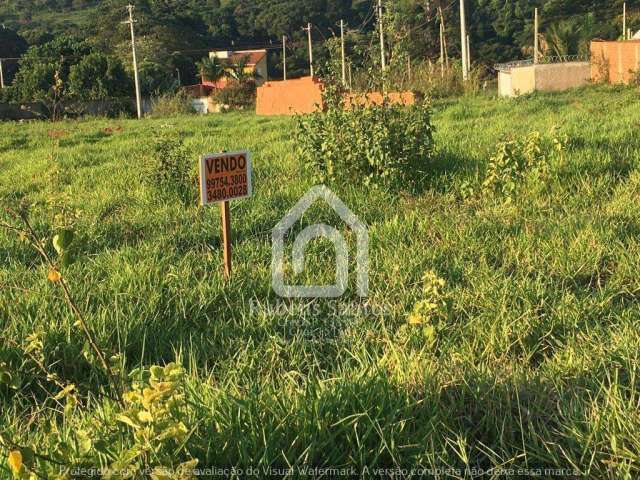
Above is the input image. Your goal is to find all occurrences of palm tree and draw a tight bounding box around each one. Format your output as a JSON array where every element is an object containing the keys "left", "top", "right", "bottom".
[
  {"left": 544, "top": 18, "right": 590, "bottom": 58},
  {"left": 227, "top": 55, "right": 262, "bottom": 83},
  {"left": 196, "top": 57, "right": 225, "bottom": 83}
]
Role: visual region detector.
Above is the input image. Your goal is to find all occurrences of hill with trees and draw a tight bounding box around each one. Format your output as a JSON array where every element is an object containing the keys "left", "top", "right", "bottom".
[{"left": 1, "top": 0, "right": 638, "bottom": 105}]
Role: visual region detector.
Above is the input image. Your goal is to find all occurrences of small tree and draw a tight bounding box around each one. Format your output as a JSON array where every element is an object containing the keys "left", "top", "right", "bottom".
[{"left": 68, "top": 53, "right": 130, "bottom": 101}]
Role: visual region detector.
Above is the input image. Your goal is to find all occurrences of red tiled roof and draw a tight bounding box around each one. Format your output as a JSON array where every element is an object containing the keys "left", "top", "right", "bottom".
[{"left": 215, "top": 50, "right": 267, "bottom": 66}]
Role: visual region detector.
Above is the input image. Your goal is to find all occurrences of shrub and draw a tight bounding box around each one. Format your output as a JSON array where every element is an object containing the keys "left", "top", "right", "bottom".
[
  {"left": 480, "top": 131, "right": 564, "bottom": 201},
  {"left": 146, "top": 130, "right": 196, "bottom": 203},
  {"left": 213, "top": 79, "right": 257, "bottom": 110},
  {"left": 150, "top": 91, "right": 196, "bottom": 118},
  {"left": 295, "top": 86, "right": 436, "bottom": 192}
]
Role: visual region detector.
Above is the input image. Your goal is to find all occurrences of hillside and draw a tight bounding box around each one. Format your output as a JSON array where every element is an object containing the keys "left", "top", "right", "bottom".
[{"left": 1, "top": 0, "right": 638, "bottom": 67}]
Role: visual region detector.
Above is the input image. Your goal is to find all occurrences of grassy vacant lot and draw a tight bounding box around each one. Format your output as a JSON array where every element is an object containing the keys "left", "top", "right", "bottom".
[{"left": 1, "top": 85, "right": 640, "bottom": 477}]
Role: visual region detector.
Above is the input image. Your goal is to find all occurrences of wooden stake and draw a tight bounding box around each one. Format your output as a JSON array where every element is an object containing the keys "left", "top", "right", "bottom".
[{"left": 220, "top": 200, "right": 232, "bottom": 279}]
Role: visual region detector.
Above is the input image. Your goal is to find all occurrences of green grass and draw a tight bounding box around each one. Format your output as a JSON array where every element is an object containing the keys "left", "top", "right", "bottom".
[{"left": 1, "top": 85, "right": 640, "bottom": 477}]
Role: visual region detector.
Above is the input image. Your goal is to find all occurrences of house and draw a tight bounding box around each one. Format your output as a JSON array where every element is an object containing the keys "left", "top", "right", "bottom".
[
  {"left": 591, "top": 39, "right": 640, "bottom": 84},
  {"left": 205, "top": 49, "right": 269, "bottom": 89}
]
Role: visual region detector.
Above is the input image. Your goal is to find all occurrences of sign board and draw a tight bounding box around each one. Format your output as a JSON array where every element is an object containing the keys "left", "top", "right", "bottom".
[{"left": 199, "top": 150, "right": 252, "bottom": 205}]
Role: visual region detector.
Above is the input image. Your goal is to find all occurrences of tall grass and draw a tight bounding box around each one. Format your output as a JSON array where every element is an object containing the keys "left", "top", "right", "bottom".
[{"left": 1, "top": 86, "right": 640, "bottom": 476}]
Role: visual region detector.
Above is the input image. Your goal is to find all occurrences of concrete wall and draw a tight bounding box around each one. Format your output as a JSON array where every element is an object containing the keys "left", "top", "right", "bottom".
[
  {"left": 498, "top": 63, "right": 590, "bottom": 97},
  {"left": 498, "top": 71, "right": 513, "bottom": 97},
  {"left": 535, "top": 62, "right": 591, "bottom": 91},
  {"left": 511, "top": 66, "right": 536, "bottom": 96},
  {"left": 591, "top": 40, "right": 640, "bottom": 84},
  {"left": 0, "top": 102, "right": 45, "bottom": 120}
]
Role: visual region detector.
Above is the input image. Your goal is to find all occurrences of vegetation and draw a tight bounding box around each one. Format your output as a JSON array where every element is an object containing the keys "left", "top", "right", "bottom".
[
  {"left": 1, "top": 1, "right": 638, "bottom": 104},
  {"left": 2, "top": 35, "right": 130, "bottom": 119},
  {"left": 2, "top": 85, "right": 640, "bottom": 475},
  {"left": 213, "top": 80, "right": 258, "bottom": 110},
  {"left": 296, "top": 86, "right": 435, "bottom": 191},
  {"left": 149, "top": 91, "right": 196, "bottom": 119}
]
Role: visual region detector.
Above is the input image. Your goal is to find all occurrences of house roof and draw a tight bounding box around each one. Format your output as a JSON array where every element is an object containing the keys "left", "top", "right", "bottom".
[{"left": 212, "top": 50, "right": 267, "bottom": 66}]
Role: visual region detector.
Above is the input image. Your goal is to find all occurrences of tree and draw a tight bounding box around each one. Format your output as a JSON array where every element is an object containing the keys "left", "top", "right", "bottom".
[
  {"left": 0, "top": 26, "right": 28, "bottom": 85},
  {"left": 68, "top": 52, "right": 129, "bottom": 100},
  {"left": 11, "top": 36, "right": 130, "bottom": 119}
]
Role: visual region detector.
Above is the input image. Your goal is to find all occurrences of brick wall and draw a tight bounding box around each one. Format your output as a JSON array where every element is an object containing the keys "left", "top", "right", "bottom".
[
  {"left": 591, "top": 40, "right": 640, "bottom": 84},
  {"left": 256, "top": 77, "right": 416, "bottom": 116},
  {"left": 256, "top": 77, "right": 324, "bottom": 115},
  {"left": 343, "top": 91, "right": 415, "bottom": 109}
]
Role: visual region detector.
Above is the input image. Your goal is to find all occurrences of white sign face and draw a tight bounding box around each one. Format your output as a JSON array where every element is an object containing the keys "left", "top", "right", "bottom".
[{"left": 199, "top": 150, "right": 253, "bottom": 205}]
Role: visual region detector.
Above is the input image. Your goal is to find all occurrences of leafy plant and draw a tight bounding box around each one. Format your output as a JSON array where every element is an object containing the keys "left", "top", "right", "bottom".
[
  {"left": 406, "top": 270, "right": 449, "bottom": 346},
  {"left": 481, "top": 131, "right": 557, "bottom": 201},
  {"left": 147, "top": 130, "right": 196, "bottom": 204},
  {"left": 295, "top": 84, "right": 436, "bottom": 192},
  {"left": 112, "top": 363, "right": 197, "bottom": 477},
  {"left": 1, "top": 359, "right": 196, "bottom": 479}
]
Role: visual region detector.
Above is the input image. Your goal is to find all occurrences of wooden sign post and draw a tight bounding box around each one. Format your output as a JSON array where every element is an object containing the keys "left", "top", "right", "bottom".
[{"left": 199, "top": 150, "right": 252, "bottom": 279}]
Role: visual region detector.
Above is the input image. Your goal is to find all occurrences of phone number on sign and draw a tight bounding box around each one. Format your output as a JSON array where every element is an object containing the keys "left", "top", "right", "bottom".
[
  {"left": 207, "top": 184, "right": 248, "bottom": 202},
  {"left": 206, "top": 173, "right": 247, "bottom": 189}
]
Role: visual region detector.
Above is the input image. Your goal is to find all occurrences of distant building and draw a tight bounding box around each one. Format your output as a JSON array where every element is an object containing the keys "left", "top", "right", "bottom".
[
  {"left": 205, "top": 49, "right": 269, "bottom": 89},
  {"left": 183, "top": 49, "right": 269, "bottom": 114},
  {"left": 591, "top": 40, "right": 640, "bottom": 84}
]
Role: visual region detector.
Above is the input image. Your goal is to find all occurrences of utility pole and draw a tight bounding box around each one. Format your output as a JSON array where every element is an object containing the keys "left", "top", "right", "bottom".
[
  {"left": 439, "top": 6, "right": 449, "bottom": 70},
  {"left": 534, "top": 8, "right": 539, "bottom": 63},
  {"left": 124, "top": 4, "right": 142, "bottom": 119},
  {"left": 466, "top": 34, "right": 471, "bottom": 71},
  {"left": 459, "top": 0, "right": 468, "bottom": 81},
  {"left": 623, "top": 2, "right": 627, "bottom": 39},
  {"left": 340, "top": 20, "right": 346, "bottom": 86},
  {"left": 378, "top": 0, "right": 387, "bottom": 72},
  {"left": 407, "top": 56, "right": 412, "bottom": 83},
  {"left": 282, "top": 35, "right": 287, "bottom": 80},
  {"left": 303, "top": 23, "right": 314, "bottom": 77},
  {"left": 0, "top": 59, "right": 4, "bottom": 89},
  {"left": 440, "top": 22, "right": 444, "bottom": 78}
]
